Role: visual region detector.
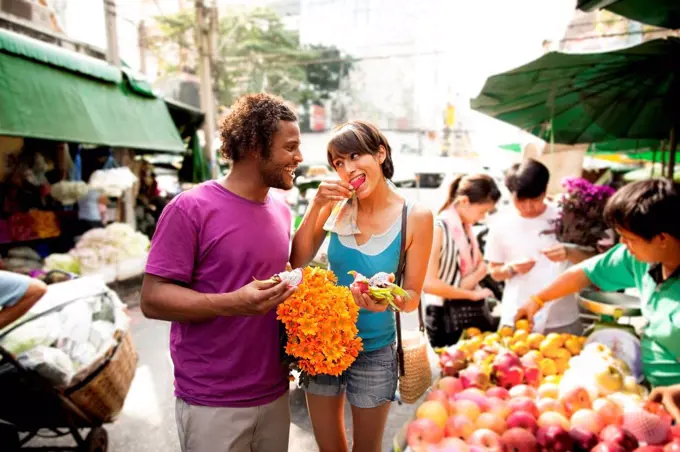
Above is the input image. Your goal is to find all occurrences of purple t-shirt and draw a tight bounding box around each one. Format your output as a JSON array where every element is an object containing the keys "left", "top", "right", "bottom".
[{"left": 145, "top": 181, "right": 292, "bottom": 407}]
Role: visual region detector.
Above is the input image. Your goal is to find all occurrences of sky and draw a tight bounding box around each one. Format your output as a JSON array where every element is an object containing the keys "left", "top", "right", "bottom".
[
  {"left": 51, "top": 0, "right": 577, "bottom": 144},
  {"left": 55, "top": 0, "right": 576, "bottom": 87}
]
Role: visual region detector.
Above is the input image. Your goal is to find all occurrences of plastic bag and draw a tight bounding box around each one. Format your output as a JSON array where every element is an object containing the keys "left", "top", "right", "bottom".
[
  {"left": 17, "top": 345, "right": 75, "bottom": 388},
  {"left": 8, "top": 247, "right": 41, "bottom": 261},
  {"left": 323, "top": 195, "right": 360, "bottom": 236},
  {"left": 88, "top": 320, "right": 115, "bottom": 352},
  {"left": 0, "top": 312, "right": 62, "bottom": 355},
  {"left": 59, "top": 339, "right": 98, "bottom": 370},
  {"left": 58, "top": 300, "right": 93, "bottom": 346},
  {"left": 533, "top": 309, "right": 548, "bottom": 334}
]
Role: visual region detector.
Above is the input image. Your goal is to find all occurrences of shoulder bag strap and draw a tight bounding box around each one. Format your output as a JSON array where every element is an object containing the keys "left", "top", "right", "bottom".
[{"left": 395, "top": 202, "right": 424, "bottom": 376}]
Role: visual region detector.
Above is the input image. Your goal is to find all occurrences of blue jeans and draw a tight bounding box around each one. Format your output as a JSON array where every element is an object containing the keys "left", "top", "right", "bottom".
[{"left": 304, "top": 343, "right": 398, "bottom": 409}]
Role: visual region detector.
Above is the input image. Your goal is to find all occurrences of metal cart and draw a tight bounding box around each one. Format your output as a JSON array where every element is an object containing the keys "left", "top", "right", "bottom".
[{"left": 0, "top": 296, "right": 112, "bottom": 451}]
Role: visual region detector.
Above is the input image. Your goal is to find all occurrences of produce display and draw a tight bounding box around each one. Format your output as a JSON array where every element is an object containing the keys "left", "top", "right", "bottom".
[
  {"left": 50, "top": 181, "right": 89, "bottom": 206},
  {"left": 88, "top": 167, "right": 138, "bottom": 198},
  {"left": 29, "top": 210, "right": 61, "bottom": 239},
  {"left": 45, "top": 223, "right": 149, "bottom": 275},
  {"left": 3, "top": 246, "right": 43, "bottom": 275},
  {"left": 403, "top": 324, "right": 676, "bottom": 452},
  {"left": 7, "top": 210, "right": 61, "bottom": 242}
]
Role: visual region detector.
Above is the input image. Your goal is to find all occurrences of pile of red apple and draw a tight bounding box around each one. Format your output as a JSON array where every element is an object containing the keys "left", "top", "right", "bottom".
[
  {"left": 406, "top": 376, "right": 678, "bottom": 452},
  {"left": 441, "top": 348, "right": 542, "bottom": 391}
]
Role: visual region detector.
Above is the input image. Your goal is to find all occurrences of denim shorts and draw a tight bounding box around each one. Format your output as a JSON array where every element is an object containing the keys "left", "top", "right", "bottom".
[{"left": 304, "top": 343, "right": 398, "bottom": 409}]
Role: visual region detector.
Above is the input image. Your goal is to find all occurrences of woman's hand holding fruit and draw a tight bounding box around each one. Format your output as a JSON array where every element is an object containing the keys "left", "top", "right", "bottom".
[
  {"left": 313, "top": 180, "right": 353, "bottom": 207},
  {"left": 350, "top": 285, "right": 389, "bottom": 312}
]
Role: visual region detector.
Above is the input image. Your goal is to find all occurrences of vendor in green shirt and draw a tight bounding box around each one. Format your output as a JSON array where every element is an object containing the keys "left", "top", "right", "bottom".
[{"left": 516, "top": 179, "right": 680, "bottom": 392}]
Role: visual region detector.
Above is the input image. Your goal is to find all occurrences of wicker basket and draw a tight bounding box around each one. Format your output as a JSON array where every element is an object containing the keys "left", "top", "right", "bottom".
[
  {"left": 397, "top": 334, "right": 432, "bottom": 405},
  {"left": 66, "top": 331, "right": 138, "bottom": 423}
]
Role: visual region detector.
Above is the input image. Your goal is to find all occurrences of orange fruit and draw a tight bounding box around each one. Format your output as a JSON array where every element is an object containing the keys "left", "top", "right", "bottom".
[
  {"left": 515, "top": 319, "right": 531, "bottom": 332},
  {"left": 466, "top": 327, "right": 482, "bottom": 337},
  {"left": 555, "top": 357, "right": 570, "bottom": 374},
  {"left": 528, "top": 333, "right": 545, "bottom": 350},
  {"left": 539, "top": 358, "right": 558, "bottom": 376},
  {"left": 564, "top": 338, "right": 582, "bottom": 356},
  {"left": 554, "top": 348, "right": 572, "bottom": 361},
  {"left": 499, "top": 326, "right": 514, "bottom": 338}
]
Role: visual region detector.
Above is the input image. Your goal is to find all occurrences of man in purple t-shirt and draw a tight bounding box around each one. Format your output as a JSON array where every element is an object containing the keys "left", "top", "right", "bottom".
[{"left": 141, "top": 93, "right": 302, "bottom": 452}]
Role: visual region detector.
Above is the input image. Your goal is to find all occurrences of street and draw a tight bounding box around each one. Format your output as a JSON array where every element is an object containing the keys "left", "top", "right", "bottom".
[{"left": 28, "top": 303, "right": 435, "bottom": 451}]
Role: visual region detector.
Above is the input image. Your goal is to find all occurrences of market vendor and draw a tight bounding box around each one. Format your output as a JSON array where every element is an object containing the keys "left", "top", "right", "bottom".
[
  {"left": 0, "top": 270, "right": 47, "bottom": 329},
  {"left": 515, "top": 179, "right": 680, "bottom": 390}
]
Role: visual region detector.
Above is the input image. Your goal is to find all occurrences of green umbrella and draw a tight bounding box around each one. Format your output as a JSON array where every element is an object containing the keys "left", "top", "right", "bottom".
[
  {"left": 577, "top": 0, "right": 680, "bottom": 29},
  {"left": 623, "top": 164, "right": 680, "bottom": 182},
  {"left": 471, "top": 38, "right": 680, "bottom": 178}
]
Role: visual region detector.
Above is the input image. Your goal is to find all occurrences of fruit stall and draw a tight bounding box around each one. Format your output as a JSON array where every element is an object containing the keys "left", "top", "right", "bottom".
[{"left": 394, "top": 321, "right": 678, "bottom": 452}]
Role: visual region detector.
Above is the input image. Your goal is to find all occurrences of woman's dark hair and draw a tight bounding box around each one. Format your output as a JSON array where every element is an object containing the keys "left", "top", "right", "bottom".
[
  {"left": 326, "top": 120, "right": 394, "bottom": 179},
  {"left": 505, "top": 158, "right": 550, "bottom": 200},
  {"left": 219, "top": 93, "right": 297, "bottom": 162},
  {"left": 604, "top": 179, "right": 680, "bottom": 241},
  {"left": 439, "top": 174, "right": 501, "bottom": 213}
]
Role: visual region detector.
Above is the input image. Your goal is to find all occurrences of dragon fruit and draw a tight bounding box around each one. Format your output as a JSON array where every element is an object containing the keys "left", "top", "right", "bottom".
[
  {"left": 348, "top": 271, "right": 410, "bottom": 312},
  {"left": 622, "top": 408, "right": 671, "bottom": 445},
  {"left": 257, "top": 268, "right": 303, "bottom": 288}
]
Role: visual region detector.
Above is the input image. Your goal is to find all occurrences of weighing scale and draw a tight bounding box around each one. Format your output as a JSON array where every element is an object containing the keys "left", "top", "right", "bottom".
[{"left": 578, "top": 289, "right": 644, "bottom": 382}]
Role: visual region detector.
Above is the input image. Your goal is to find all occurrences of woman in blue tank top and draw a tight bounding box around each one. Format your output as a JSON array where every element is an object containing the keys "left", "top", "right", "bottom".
[{"left": 291, "top": 120, "right": 433, "bottom": 452}]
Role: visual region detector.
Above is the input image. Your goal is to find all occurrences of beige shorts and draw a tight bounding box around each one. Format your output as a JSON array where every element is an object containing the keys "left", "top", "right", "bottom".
[{"left": 175, "top": 392, "right": 290, "bottom": 452}]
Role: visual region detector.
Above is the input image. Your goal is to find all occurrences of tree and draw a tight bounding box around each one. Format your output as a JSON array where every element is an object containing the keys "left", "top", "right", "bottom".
[{"left": 146, "top": 7, "right": 352, "bottom": 111}]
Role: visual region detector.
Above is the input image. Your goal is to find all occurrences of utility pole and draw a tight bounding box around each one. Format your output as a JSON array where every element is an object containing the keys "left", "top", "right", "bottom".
[
  {"left": 196, "top": 0, "right": 218, "bottom": 178},
  {"left": 103, "top": 0, "right": 136, "bottom": 229},
  {"left": 138, "top": 20, "right": 147, "bottom": 75},
  {"left": 103, "top": 0, "right": 121, "bottom": 67}
]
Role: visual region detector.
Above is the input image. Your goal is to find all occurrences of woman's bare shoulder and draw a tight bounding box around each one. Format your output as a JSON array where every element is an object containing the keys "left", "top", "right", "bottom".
[{"left": 408, "top": 202, "right": 434, "bottom": 227}]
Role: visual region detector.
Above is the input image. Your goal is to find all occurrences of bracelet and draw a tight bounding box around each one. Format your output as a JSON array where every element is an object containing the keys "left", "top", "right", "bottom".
[{"left": 531, "top": 295, "right": 545, "bottom": 308}]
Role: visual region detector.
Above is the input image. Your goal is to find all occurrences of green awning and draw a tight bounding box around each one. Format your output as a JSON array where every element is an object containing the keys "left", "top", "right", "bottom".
[
  {"left": 577, "top": 0, "right": 680, "bottom": 30},
  {"left": 0, "top": 29, "right": 184, "bottom": 153},
  {"left": 165, "top": 98, "right": 205, "bottom": 139}
]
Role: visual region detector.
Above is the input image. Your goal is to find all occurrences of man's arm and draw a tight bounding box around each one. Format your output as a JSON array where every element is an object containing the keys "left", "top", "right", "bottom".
[
  {"left": 0, "top": 278, "right": 47, "bottom": 329},
  {"left": 516, "top": 244, "right": 636, "bottom": 324},
  {"left": 140, "top": 274, "right": 292, "bottom": 322}
]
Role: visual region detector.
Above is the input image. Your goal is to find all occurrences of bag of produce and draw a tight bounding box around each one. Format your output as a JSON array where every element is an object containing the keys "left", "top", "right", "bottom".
[
  {"left": 0, "top": 312, "right": 62, "bottom": 356},
  {"left": 44, "top": 254, "right": 81, "bottom": 275},
  {"left": 17, "top": 345, "right": 75, "bottom": 388},
  {"left": 88, "top": 167, "right": 138, "bottom": 197},
  {"left": 57, "top": 300, "right": 93, "bottom": 347},
  {"left": 51, "top": 181, "right": 89, "bottom": 205},
  {"left": 7, "top": 247, "right": 41, "bottom": 262}
]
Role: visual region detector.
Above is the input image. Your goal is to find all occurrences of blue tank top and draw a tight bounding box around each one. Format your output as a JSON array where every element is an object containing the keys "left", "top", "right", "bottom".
[{"left": 327, "top": 204, "right": 410, "bottom": 352}]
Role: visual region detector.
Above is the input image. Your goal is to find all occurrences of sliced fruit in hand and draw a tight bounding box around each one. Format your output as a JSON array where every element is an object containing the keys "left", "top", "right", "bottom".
[
  {"left": 348, "top": 270, "right": 410, "bottom": 311},
  {"left": 255, "top": 268, "right": 303, "bottom": 288}
]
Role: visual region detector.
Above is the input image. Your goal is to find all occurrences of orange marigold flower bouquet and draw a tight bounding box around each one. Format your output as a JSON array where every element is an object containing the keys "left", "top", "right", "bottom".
[{"left": 276, "top": 266, "right": 362, "bottom": 382}]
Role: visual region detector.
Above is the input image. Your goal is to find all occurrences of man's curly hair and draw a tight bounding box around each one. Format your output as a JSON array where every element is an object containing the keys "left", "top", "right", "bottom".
[{"left": 219, "top": 93, "right": 297, "bottom": 162}]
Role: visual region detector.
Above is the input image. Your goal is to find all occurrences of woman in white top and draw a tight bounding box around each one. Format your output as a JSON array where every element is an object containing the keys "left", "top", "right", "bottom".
[{"left": 423, "top": 174, "right": 501, "bottom": 348}]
